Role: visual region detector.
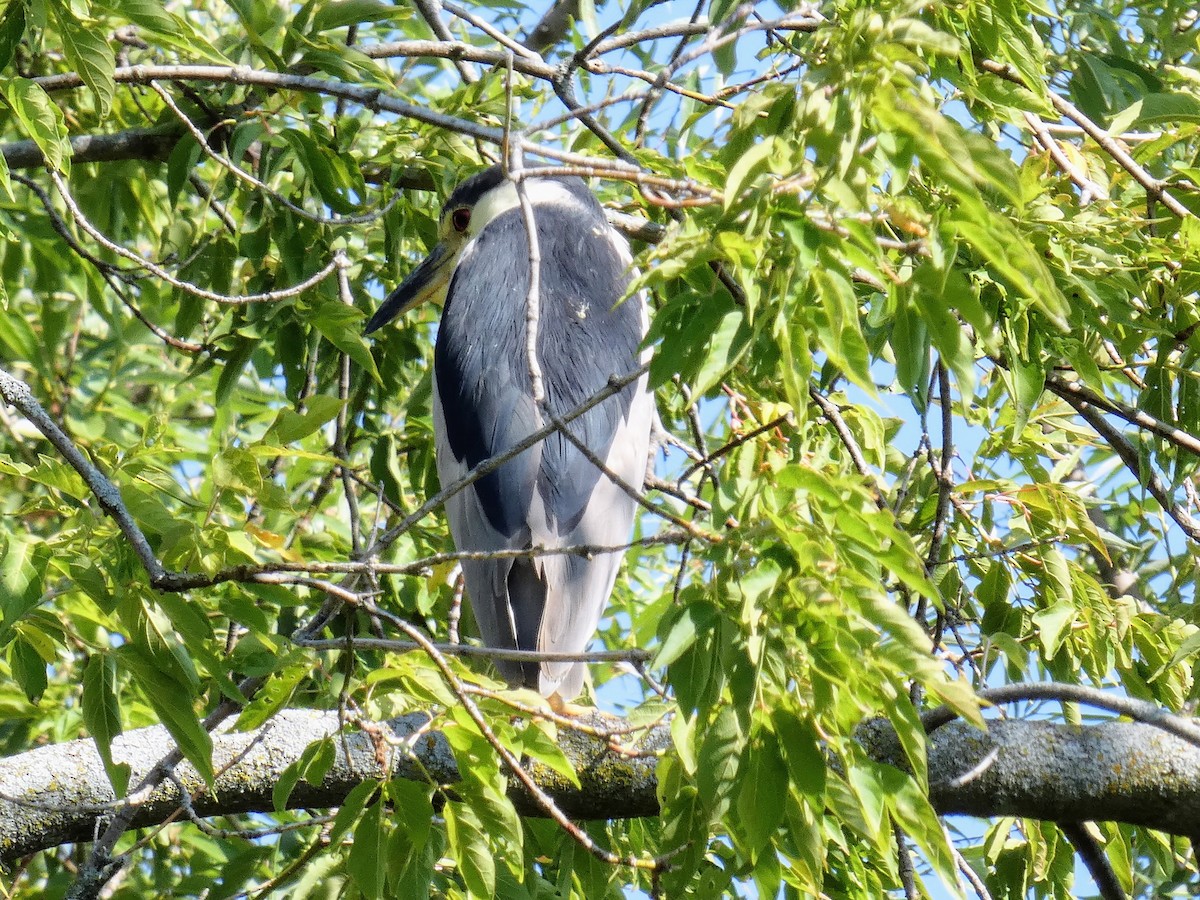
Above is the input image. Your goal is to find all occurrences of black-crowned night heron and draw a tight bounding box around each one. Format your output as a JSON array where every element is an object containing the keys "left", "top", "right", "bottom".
[{"left": 365, "top": 165, "right": 653, "bottom": 708}]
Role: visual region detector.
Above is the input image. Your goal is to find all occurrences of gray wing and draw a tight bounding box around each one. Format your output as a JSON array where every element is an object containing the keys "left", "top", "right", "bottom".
[
  {"left": 534, "top": 370, "right": 655, "bottom": 698},
  {"left": 432, "top": 190, "right": 651, "bottom": 698},
  {"left": 433, "top": 200, "right": 643, "bottom": 537},
  {"left": 432, "top": 380, "right": 541, "bottom": 688},
  {"left": 434, "top": 368, "right": 654, "bottom": 698}
]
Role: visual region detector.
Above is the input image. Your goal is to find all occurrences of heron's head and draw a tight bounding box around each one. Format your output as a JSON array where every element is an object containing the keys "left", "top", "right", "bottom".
[{"left": 364, "top": 165, "right": 532, "bottom": 334}]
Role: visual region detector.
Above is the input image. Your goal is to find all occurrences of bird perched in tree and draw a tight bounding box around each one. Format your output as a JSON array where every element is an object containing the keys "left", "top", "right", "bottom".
[{"left": 365, "top": 165, "right": 653, "bottom": 710}]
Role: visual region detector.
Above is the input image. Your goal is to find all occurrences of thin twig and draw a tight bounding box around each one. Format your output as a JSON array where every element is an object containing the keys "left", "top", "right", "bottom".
[
  {"left": 680, "top": 413, "right": 792, "bottom": 482},
  {"left": 296, "top": 635, "right": 650, "bottom": 664},
  {"left": 925, "top": 362, "right": 955, "bottom": 572},
  {"left": 552, "top": 417, "right": 718, "bottom": 540},
  {"left": 507, "top": 144, "right": 547, "bottom": 406},
  {"left": 150, "top": 81, "right": 401, "bottom": 226},
  {"left": 807, "top": 388, "right": 889, "bottom": 510},
  {"left": 412, "top": 0, "right": 478, "bottom": 82},
  {"left": 1023, "top": 111, "right": 1107, "bottom": 204},
  {"left": 0, "top": 366, "right": 166, "bottom": 583},
  {"left": 38, "top": 64, "right": 645, "bottom": 175},
  {"left": 1059, "top": 822, "right": 1127, "bottom": 900},
  {"left": 368, "top": 363, "right": 649, "bottom": 554},
  {"left": 980, "top": 59, "right": 1190, "bottom": 219},
  {"left": 359, "top": 602, "right": 667, "bottom": 872},
  {"left": 334, "top": 258, "right": 364, "bottom": 559},
  {"left": 10, "top": 172, "right": 140, "bottom": 281},
  {"left": 634, "top": 0, "right": 711, "bottom": 143},
  {"left": 923, "top": 681, "right": 1200, "bottom": 749},
  {"left": 1045, "top": 372, "right": 1200, "bottom": 458},
  {"left": 442, "top": 2, "right": 541, "bottom": 60},
  {"left": 1058, "top": 389, "right": 1200, "bottom": 543},
  {"left": 948, "top": 825, "right": 993, "bottom": 900},
  {"left": 46, "top": 168, "right": 344, "bottom": 306},
  {"left": 895, "top": 823, "right": 919, "bottom": 900}
]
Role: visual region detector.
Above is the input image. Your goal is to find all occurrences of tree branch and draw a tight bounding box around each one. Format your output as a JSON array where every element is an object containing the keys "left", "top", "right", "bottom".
[
  {"left": 11, "top": 703, "right": 1200, "bottom": 862},
  {"left": 1045, "top": 371, "right": 1200, "bottom": 459},
  {"left": 1059, "top": 822, "right": 1127, "bottom": 900},
  {"left": 979, "top": 58, "right": 1191, "bottom": 219},
  {"left": 857, "top": 716, "right": 1200, "bottom": 836},
  {"left": 0, "top": 367, "right": 166, "bottom": 584},
  {"left": 0, "top": 709, "right": 665, "bottom": 863},
  {"left": 1, "top": 126, "right": 182, "bottom": 169},
  {"left": 1056, "top": 388, "right": 1200, "bottom": 543}
]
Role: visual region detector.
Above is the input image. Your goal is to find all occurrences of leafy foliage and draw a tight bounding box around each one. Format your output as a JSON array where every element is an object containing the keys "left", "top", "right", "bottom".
[{"left": 0, "top": 0, "right": 1199, "bottom": 898}]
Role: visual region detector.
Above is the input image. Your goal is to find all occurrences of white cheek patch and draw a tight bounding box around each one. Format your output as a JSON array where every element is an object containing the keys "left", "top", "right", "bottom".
[
  {"left": 470, "top": 179, "right": 592, "bottom": 235},
  {"left": 470, "top": 180, "right": 520, "bottom": 234}
]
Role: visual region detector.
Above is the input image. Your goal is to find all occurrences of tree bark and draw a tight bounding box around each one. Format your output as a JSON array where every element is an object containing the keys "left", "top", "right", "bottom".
[
  {"left": 857, "top": 717, "right": 1200, "bottom": 834},
  {"left": 6, "top": 709, "right": 1200, "bottom": 862},
  {"left": 0, "top": 708, "right": 665, "bottom": 862},
  {"left": 1, "top": 127, "right": 183, "bottom": 169}
]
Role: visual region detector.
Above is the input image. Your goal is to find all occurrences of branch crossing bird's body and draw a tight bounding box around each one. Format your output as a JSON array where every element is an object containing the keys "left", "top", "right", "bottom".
[{"left": 366, "top": 166, "right": 653, "bottom": 702}]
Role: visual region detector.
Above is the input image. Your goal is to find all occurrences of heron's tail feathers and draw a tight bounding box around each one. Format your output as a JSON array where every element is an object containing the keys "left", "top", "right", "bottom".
[{"left": 505, "top": 559, "right": 545, "bottom": 690}]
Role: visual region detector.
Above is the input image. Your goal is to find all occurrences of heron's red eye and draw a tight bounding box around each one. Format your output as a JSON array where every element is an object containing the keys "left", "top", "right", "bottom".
[{"left": 451, "top": 207, "right": 471, "bottom": 233}]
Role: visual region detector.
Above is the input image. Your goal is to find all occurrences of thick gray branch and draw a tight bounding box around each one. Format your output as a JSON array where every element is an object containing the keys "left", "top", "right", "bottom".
[
  {"left": 9, "top": 706, "right": 1200, "bottom": 862},
  {"left": 858, "top": 717, "right": 1200, "bottom": 835},
  {"left": 0, "top": 709, "right": 665, "bottom": 862},
  {"left": 1, "top": 127, "right": 182, "bottom": 169}
]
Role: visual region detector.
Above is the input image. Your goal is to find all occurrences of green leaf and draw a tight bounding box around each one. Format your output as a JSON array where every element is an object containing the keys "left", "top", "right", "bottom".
[
  {"left": 520, "top": 722, "right": 580, "bottom": 788},
  {"left": 312, "top": 301, "right": 381, "bottom": 383},
  {"left": 724, "top": 137, "right": 783, "bottom": 210},
  {"left": 697, "top": 705, "right": 744, "bottom": 817},
  {"left": 385, "top": 780, "right": 436, "bottom": 893},
  {"left": 213, "top": 446, "right": 264, "bottom": 495},
  {"left": 83, "top": 654, "right": 129, "bottom": 795},
  {"left": 347, "top": 800, "right": 387, "bottom": 899},
  {"left": 311, "top": 0, "right": 399, "bottom": 32},
  {"left": 930, "top": 677, "right": 987, "bottom": 730},
  {"left": 1032, "top": 601, "right": 1075, "bottom": 659},
  {"left": 691, "top": 305, "right": 753, "bottom": 398},
  {"left": 329, "top": 779, "right": 380, "bottom": 845},
  {"left": 845, "top": 763, "right": 887, "bottom": 837},
  {"left": 112, "top": 0, "right": 181, "bottom": 34},
  {"left": 653, "top": 601, "right": 718, "bottom": 668},
  {"left": 734, "top": 736, "right": 788, "bottom": 856},
  {"left": 274, "top": 736, "right": 336, "bottom": 811},
  {"left": 1001, "top": 324, "right": 1046, "bottom": 437},
  {"left": 236, "top": 657, "right": 310, "bottom": 730},
  {"left": 1127, "top": 92, "right": 1200, "bottom": 127},
  {"left": 0, "top": 1, "right": 26, "bottom": 74},
  {"left": 444, "top": 800, "right": 496, "bottom": 899},
  {"left": 2, "top": 79, "right": 70, "bottom": 170},
  {"left": 279, "top": 129, "right": 358, "bottom": 214},
  {"left": 1167, "top": 628, "right": 1200, "bottom": 669},
  {"left": 214, "top": 335, "right": 259, "bottom": 407},
  {"left": 891, "top": 297, "right": 931, "bottom": 406},
  {"left": 0, "top": 535, "right": 47, "bottom": 638},
  {"left": 887, "top": 17, "right": 961, "bottom": 56},
  {"left": 118, "top": 644, "right": 214, "bottom": 785},
  {"left": 10, "top": 636, "right": 47, "bottom": 702},
  {"left": 771, "top": 709, "right": 825, "bottom": 802},
  {"left": 881, "top": 765, "right": 961, "bottom": 895},
  {"left": 266, "top": 395, "right": 346, "bottom": 444},
  {"left": 49, "top": 0, "right": 116, "bottom": 117},
  {"left": 811, "top": 267, "right": 873, "bottom": 393}
]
